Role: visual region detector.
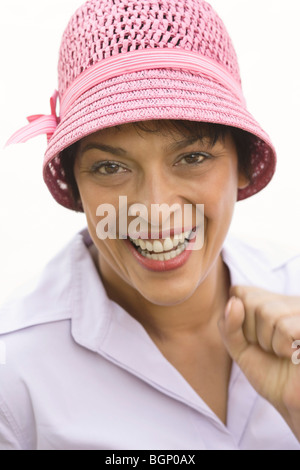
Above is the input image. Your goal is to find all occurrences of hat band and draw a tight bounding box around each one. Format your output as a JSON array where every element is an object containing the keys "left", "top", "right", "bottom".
[
  {"left": 6, "top": 48, "right": 244, "bottom": 147},
  {"left": 61, "top": 48, "right": 245, "bottom": 115}
]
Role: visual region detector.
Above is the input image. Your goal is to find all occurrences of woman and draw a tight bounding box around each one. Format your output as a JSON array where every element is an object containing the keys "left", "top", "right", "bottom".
[{"left": 1, "top": 0, "right": 300, "bottom": 450}]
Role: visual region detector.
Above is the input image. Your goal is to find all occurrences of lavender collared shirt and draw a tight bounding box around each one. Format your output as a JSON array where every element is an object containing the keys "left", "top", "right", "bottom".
[{"left": 0, "top": 230, "right": 299, "bottom": 450}]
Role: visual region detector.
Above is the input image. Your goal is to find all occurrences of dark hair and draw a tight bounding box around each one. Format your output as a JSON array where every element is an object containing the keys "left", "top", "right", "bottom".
[{"left": 60, "top": 121, "right": 253, "bottom": 209}]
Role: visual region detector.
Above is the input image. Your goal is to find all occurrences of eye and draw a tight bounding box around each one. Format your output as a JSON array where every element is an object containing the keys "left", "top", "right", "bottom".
[
  {"left": 90, "top": 161, "right": 128, "bottom": 175},
  {"left": 177, "top": 152, "right": 211, "bottom": 166}
]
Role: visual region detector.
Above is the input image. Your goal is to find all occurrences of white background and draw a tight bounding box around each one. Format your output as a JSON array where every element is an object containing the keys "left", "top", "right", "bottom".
[{"left": 0, "top": 0, "right": 300, "bottom": 304}]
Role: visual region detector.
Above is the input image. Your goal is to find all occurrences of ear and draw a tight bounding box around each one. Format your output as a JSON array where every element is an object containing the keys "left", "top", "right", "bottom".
[{"left": 238, "top": 171, "right": 250, "bottom": 190}]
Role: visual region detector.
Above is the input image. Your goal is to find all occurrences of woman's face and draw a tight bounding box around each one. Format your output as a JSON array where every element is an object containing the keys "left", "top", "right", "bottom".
[{"left": 74, "top": 121, "right": 248, "bottom": 306}]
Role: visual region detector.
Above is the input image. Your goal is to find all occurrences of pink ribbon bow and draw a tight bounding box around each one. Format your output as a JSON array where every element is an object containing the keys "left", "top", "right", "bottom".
[{"left": 5, "top": 90, "right": 59, "bottom": 147}]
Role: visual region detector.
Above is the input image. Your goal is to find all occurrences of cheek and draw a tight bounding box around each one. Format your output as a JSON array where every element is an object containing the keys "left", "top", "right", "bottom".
[
  {"left": 188, "top": 161, "right": 239, "bottom": 218},
  {"left": 76, "top": 182, "right": 124, "bottom": 256},
  {"left": 77, "top": 180, "right": 119, "bottom": 225},
  {"left": 81, "top": 195, "right": 123, "bottom": 270}
]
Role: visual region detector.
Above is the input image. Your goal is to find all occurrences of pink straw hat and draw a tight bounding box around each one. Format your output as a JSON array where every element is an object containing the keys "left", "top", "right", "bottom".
[{"left": 7, "top": 0, "right": 276, "bottom": 211}]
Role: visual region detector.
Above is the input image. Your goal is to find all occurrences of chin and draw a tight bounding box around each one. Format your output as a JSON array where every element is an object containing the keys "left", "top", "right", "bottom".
[{"left": 134, "top": 279, "right": 200, "bottom": 307}]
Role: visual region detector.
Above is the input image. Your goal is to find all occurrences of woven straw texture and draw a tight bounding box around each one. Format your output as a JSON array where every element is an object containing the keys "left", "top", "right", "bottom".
[{"left": 58, "top": 0, "right": 241, "bottom": 96}]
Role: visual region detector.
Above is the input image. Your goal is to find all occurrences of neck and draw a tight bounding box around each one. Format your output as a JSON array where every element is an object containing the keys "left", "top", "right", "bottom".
[{"left": 97, "top": 251, "right": 231, "bottom": 342}]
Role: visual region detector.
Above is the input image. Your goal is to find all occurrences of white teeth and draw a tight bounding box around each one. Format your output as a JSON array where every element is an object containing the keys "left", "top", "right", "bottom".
[
  {"left": 130, "top": 229, "right": 194, "bottom": 257},
  {"left": 139, "top": 239, "right": 146, "bottom": 250},
  {"left": 184, "top": 230, "right": 191, "bottom": 240},
  {"left": 153, "top": 240, "right": 164, "bottom": 253},
  {"left": 146, "top": 241, "right": 153, "bottom": 252},
  {"left": 174, "top": 233, "right": 185, "bottom": 243},
  {"left": 138, "top": 241, "right": 187, "bottom": 261},
  {"left": 163, "top": 238, "right": 174, "bottom": 251},
  {"left": 185, "top": 229, "right": 194, "bottom": 240},
  {"left": 172, "top": 237, "right": 179, "bottom": 247}
]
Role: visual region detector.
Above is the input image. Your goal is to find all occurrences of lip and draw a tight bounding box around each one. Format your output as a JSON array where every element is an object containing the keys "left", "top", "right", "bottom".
[{"left": 124, "top": 236, "right": 196, "bottom": 272}]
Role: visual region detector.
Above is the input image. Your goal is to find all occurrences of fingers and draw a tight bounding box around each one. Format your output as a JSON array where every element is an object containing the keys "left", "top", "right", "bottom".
[
  {"left": 219, "top": 296, "right": 248, "bottom": 363},
  {"left": 254, "top": 300, "right": 288, "bottom": 352},
  {"left": 272, "top": 316, "right": 300, "bottom": 358},
  {"left": 229, "top": 286, "right": 300, "bottom": 359},
  {"left": 230, "top": 286, "right": 273, "bottom": 344}
]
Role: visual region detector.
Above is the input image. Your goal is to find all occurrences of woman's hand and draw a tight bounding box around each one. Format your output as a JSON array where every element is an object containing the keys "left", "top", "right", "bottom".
[{"left": 218, "top": 286, "right": 300, "bottom": 441}]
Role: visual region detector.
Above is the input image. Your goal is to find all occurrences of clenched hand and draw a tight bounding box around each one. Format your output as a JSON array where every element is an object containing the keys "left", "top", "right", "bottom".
[{"left": 219, "top": 286, "right": 300, "bottom": 442}]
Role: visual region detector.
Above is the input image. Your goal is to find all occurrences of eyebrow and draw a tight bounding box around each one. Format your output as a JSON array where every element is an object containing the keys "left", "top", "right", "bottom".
[
  {"left": 167, "top": 137, "right": 201, "bottom": 152},
  {"left": 80, "top": 143, "right": 127, "bottom": 157},
  {"left": 80, "top": 136, "right": 206, "bottom": 158}
]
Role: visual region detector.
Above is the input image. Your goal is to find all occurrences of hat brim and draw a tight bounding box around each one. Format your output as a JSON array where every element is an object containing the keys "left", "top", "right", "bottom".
[{"left": 44, "top": 69, "right": 276, "bottom": 211}]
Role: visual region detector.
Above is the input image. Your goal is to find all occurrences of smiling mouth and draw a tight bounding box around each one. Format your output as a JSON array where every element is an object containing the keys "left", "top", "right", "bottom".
[{"left": 128, "top": 229, "right": 194, "bottom": 261}]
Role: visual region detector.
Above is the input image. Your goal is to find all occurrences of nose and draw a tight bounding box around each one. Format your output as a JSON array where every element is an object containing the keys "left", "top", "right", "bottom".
[
  {"left": 129, "top": 168, "right": 184, "bottom": 233},
  {"left": 140, "top": 168, "right": 178, "bottom": 207}
]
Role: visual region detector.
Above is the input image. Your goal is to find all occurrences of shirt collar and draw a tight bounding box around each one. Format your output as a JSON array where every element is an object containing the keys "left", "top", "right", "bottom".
[{"left": 222, "top": 232, "right": 289, "bottom": 290}]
